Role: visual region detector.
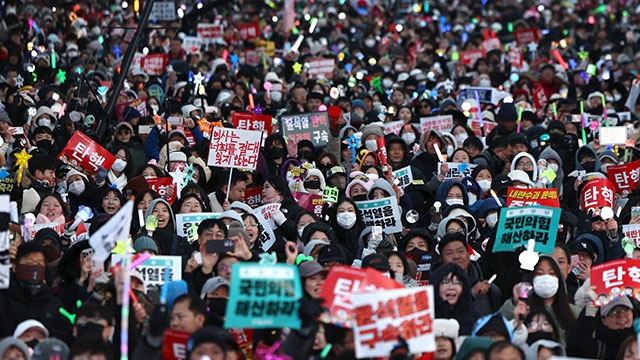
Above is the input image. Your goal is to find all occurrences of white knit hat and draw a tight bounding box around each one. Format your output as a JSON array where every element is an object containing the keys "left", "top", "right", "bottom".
[{"left": 433, "top": 318, "right": 460, "bottom": 349}]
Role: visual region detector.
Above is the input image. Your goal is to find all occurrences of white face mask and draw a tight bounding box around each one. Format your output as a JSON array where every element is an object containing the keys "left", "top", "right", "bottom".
[
  {"left": 68, "top": 180, "right": 85, "bottom": 195},
  {"left": 614, "top": 92, "right": 622, "bottom": 102},
  {"left": 533, "top": 274, "right": 559, "bottom": 299},
  {"left": 365, "top": 140, "right": 378, "bottom": 152},
  {"left": 39, "top": 118, "right": 52, "bottom": 128},
  {"left": 372, "top": 101, "right": 382, "bottom": 110},
  {"left": 446, "top": 199, "right": 464, "bottom": 206},
  {"left": 383, "top": 79, "right": 394, "bottom": 89},
  {"left": 364, "top": 39, "right": 376, "bottom": 48},
  {"left": 402, "top": 133, "right": 416, "bottom": 145},
  {"left": 601, "top": 163, "right": 610, "bottom": 175},
  {"left": 336, "top": 212, "right": 357, "bottom": 229},
  {"left": 112, "top": 159, "right": 127, "bottom": 172},
  {"left": 468, "top": 193, "right": 477, "bottom": 204},
  {"left": 454, "top": 133, "right": 468, "bottom": 146},
  {"left": 486, "top": 212, "right": 498, "bottom": 228},
  {"left": 548, "top": 163, "right": 559, "bottom": 173},
  {"left": 479, "top": 79, "right": 492, "bottom": 87},
  {"left": 478, "top": 179, "right": 492, "bottom": 193},
  {"left": 394, "top": 64, "right": 404, "bottom": 72},
  {"left": 272, "top": 91, "right": 282, "bottom": 102},
  {"left": 150, "top": 104, "right": 159, "bottom": 115},
  {"left": 298, "top": 225, "right": 306, "bottom": 238}
]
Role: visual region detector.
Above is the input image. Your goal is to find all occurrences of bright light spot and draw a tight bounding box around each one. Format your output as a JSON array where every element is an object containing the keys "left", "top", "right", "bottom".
[
  {"left": 31, "top": 50, "right": 38, "bottom": 57},
  {"left": 52, "top": 6, "right": 56, "bottom": 12},
  {"left": 461, "top": 101, "right": 471, "bottom": 111},
  {"left": 395, "top": 24, "right": 404, "bottom": 32},
  {"left": 143, "top": 47, "right": 149, "bottom": 55},
  {"left": 177, "top": 8, "right": 184, "bottom": 18},
  {"left": 304, "top": 14, "right": 310, "bottom": 21},
  {"left": 196, "top": 2, "right": 203, "bottom": 9},
  {"left": 272, "top": 16, "right": 278, "bottom": 22},
  {"left": 122, "top": 1, "right": 128, "bottom": 8},
  {"left": 559, "top": 39, "right": 567, "bottom": 48},
  {"left": 52, "top": 93, "right": 60, "bottom": 101},
  {"left": 510, "top": 73, "right": 520, "bottom": 82},
  {"left": 503, "top": 96, "right": 513, "bottom": 103},
  {"left": 338, "top": 12, "right": 346, "bottom": 20},
  {"left": 28, "top": 107, "right": 37, "bottom": 117},
  {"left": 602, "top": 70, "right": 610, "bottom": 80},
  {"left": 537, "top": 4, "right": 544, "bottom": 11},
  {"left": 368, "top": 58, "right": 377, "bottom": 65}
]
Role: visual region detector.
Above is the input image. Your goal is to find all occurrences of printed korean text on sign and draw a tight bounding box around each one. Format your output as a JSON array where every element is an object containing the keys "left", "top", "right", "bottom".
[{"left": 208, "top": 127, "right": 262, "bottom": 170}]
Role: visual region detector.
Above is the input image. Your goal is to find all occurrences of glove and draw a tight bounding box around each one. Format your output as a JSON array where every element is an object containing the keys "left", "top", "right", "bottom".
[
  {"left": 273, "top": 210, "right": 287, "bottom": 226},
  {"left": 94, "top": 166, "right": 107, "bottom": 185},
  {"left": 148, "top": 304, "right": 170, "bottom": 337}
]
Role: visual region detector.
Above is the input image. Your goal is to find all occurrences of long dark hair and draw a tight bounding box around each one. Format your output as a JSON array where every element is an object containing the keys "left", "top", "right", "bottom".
[
  {"left": 528, "top": 255, "right": 576, "bottom": 333},
  {"left": 35, "top": 193, "right": 71, "bottom": 222}
]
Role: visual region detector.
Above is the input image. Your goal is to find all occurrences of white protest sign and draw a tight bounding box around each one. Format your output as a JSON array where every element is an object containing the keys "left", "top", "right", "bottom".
[
  {"left": 393, "top": 166, "right": 413, "bottom": 189},
  {"left": 90, "top": 201, "right": 134, "bottom": 262},
  {"left": 112, "top": 255, "right": 182, "bottom": 292},
  {"left": 623, "top": 224, "right": 640, "bottom": 247},
  {"left": 355, "top": 196, "right": 402, "bottom": 234},
  {"left": 182, "top": 36, "right": 205, "bottom": 53},
  {"left": 208, "top": 127, "right": 262, "bottom": 170},
  {"left": 352, "top": 286, "right": 435, "bottom": 358},
  {"left": 253, "top": 203, "right": 281, "bottom": 251},
  {"left": 175, "top": 213, "right": 221, "bottom": 237},
  {"left": 197, "top": 24, "right": 224, "bottom": 43},
  {"left": 384, "top": 120, "right": 404, "bottom": 135},
  {"left": 150, "top": 1, "right": 176, "bottom": 21},
  {"left": 618, "top": 112, "right": 632, "bottom": 123},
  {"left": 24, "top": 222, "right": 64, "bottom": 241},
  {"left": 419, "top": 115, "right": 452, "bottom": 134},
  {"left": 437, "top": 162, "right": 477, "bottom": 180},
  {"left": 599, "top": 126, "right": 627, "bottom": 145}
]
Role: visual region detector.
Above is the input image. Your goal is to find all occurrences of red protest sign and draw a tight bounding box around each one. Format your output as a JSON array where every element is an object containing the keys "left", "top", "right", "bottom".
[
  {"left": 207, "top": 127, "right": 262, "bottom": 170},
  {"left": 352, "top": 286, "right": 436, "bottom": 358},
  {"left": 470, "top": 120, "right": 497, "bottom": 137},
  {"left": 533, "top": 86, "right": 548, "bottom": 110},
  {"left": 58, "top": 131, "right": 117, "bottom": 175},
  {"left": 459, "top": 49, "right": 485, "bottom": 67},
  {"left": 319, "top": 266, "right": 402, "bottom": 328},
  {"left": 141, "top": 54, "right": 168, "bottom": 75},
  {"left": 295, "top": 192, "right": 324, "bottom": 217},
  {"left": 197, "top": 24, "right": 223, "bottom": 40},
  {"left": 580, "top": 178, "right": 615, "bottom": 212},
  {"left": 147, "top": 177, "right": 177, "bottom": 204},
  {"left": 481, "top": 38, "right": 502, "bottom": 54},
  {"left": 514, "top": 28, "right": 540, "bottom": 45},
  {"left": 116, "top": 97, "right": 148, "bottom": 122},
  {"left": 244, "top": 186, "right": 263, "bottom": 209},
  {"left": 229, "top": 328, "right": 253, "bottom": 360},
  {"left": 238, "top": 23, "right": 260, "bottom": 40},
  {"left": 508, "top": 48, "right": 523, "bottom": 68},
  {"left": 506, "top": 187, "right": 560, "bottom": 208},
  {"left": 162, "top": 329, "right": 190, "bottom": 360},
  {"left": 590, "top": 259, "right": 640, "bottom": 305},
  {"left": 307, "top": 58, "right": 336, "bottom": 79},
  {"left": 232, "top": 112, "right": 273, "bottom": 136},
  {"left": 607, "top": 160, "right": 640, "bottom": 193}
]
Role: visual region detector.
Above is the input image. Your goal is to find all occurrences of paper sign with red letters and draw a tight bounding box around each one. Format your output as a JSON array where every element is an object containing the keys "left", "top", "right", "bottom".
[
  {"left": 608, "top": 160, "right": 640, "bottom": 193},
  {"left": 319, "top": 266, "right": 403, "bottom": 328},
  {"left": 58, "top": 131, "right": 116, "bottom": 175},
  {"left": 623, "top": 224, "right": 640, "bottom": 248},
  {"left": 580, "top": 178, "right": 615, "bottom": 212},
  {"left": 197, "top": 24, "right": 223, "bottom": 42},
  {"left": 307, "top": 58, "right": 336, "bottom": 79},
  {"left": 514, "top": 28, "right": 540, "bottom": 45},
  {"left": 295, "top": 192, "right": 324, "bottom": 217},
  {"left": 459, "top": 49, "right": 485, "bottom": 67},
  {"left": 116, "top": 97, "right": 148, "bottom": 122},
  {"left": 352, "top": 286, "right": 436, "bottom": 358},
  {"left": 207, "top": 127, "right": 261, "bottom": 170},
  {"left": 469, "top": 120, "right": 497, "bottom": 137},
  {"left": 590, "top": 259, "right": 640, "bottom": 305},
  {"left": 506, "top": 187, "right": 560, "bottom": 208},
  {"left": 481, "top": 38, "right": 502, "bottom": 53},
  {"left": 244, "top": 187, "right": 263, "bottom": 209},
  {"left": 232, "top": 112, "right": 273, "bottom": 136},
  {"left": 384, "top": 120, "right": 404, "bottom": 135},
  {"left": 419, "top": 115, "right": 453, "bottom": 134},
  {"left": 147, "top": 177, "right": 177, "bottom": 204},
  {"left": 533, "top": 86, "right": 548, "bottom": 110},
  {"left": 162, "top": 329, "right": 190, "bottom": 360}
]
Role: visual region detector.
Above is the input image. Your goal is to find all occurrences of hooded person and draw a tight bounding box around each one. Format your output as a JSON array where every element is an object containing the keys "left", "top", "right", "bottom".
[
  {"left": 575, "top": 146, "right": 601, "bottom": 173},
  {"left": 385, "top": 134, "right": 425, "bottom": 179},
  {"left": 65, "top": 169, "right": 101, "bottom": 215},
  {"left": 525, "top": 339, "right": 565, "bottom": 360},
  {"left": 345, "top": 173, "right": 375, "bottom": 202},
  {"left": 539, "top": 147, "right": 564, "bottom": 196},
  {"left": 0, "top": 337, "right": 31, "bottom": 360},
  {"left": 510, "top": 152, "right": 538, "bottom": 183},
  {"left": 56, "top": 240, "right": 93, "bottom": 311},
  {"left": 142, "top": 198, "right": 191, "bottom": 263},
  {"left": 436, "top": 216, "right": 469, "bottom": 243},
  {"left": 261, "top": 175, "right": 305, "bottom": 255},
  {"left": 410, "top": 129, "right": 448, "bottom": 182},
  {"left": 264, "top": 134, "right": 289, "bottom": 177},
  {"left": 486, "top": 102, "right": 517, "bottom": 145},
  {"left": 430, "top": 262, "right": 481, "bottom": 335},
  {"left": 326, "top": 197, "right": 365, "bottom": 263},
  {"left": 435, "top": 180, "right": 470, "bottom": 213},
  {"left": 289, "top": 168, "right": 326, "bottom": 196}
]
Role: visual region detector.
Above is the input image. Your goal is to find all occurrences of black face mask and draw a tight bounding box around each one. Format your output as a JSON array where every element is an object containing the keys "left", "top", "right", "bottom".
[
  {"left": 270, "top": 147, "right": 285, "bottom": 159},
  {"left": 207, "top": 297, "right": 228, "bottom": 317},
  {"left": 526, "top": 331, "right": 554, "bottom": 345},
  {"left": 26, "top": 339, "right": 39, "bottom": 349},
  {"left": 298, "top": 150, "right": 313, "bottom": 161},
  {"left": 36, "top": 139, "right": 53, "bottom": 152},
  {"left": 15, "top": 264, "right": 45, "bottom": 296},
  {"left": 43, "top": 245, "right": 61, "bottom": 263},
  {"left": 352, "top": 194, "right": 367, "bottom": 202},
  {"left": 305, "top": 180, "right": 321, "bottom": 190},
  {"left": 581, "top": 161, "right": 596, "bottom": 173},
  {"left": 76, "top": 322, "right": 105, "bottom": 339}
]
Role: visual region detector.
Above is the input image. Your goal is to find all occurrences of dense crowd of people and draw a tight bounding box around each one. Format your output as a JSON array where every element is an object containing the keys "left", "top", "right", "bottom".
[{"left": 1, "top": 0, "right": 640, "bottom": 359}]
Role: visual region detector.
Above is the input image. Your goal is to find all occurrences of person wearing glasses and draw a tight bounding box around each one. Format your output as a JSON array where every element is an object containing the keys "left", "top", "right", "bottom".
[{"left": 430, "top": 261, "right": 480, "bottom": 335}]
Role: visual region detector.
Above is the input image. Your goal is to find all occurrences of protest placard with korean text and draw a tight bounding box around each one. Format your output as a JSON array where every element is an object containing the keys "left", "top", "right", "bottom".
[
  {"left": 280, "top": 112, "right": 330, "bottom": 148},
  {"left": 208, "top": 127, "right": 261, "bottom": 170},
  {"left": 150, "top": 2, "right": 176, "bottom": 21},
  {"left": 623, "top": 224, "right": 640, "bottom": 248},
  {"left": 116, "top": 97, "right": 148, "bottom": 123},
  {"left": 437, "top": 162, "right": 477, "bottom": 180},
  {"left": 469, "top": 120, "right": 498, "bottom": 137},
  {"left": 112, "top": 255, "right": 182, "bottom": 292},
  {"left": 393, "top": 166, "right": 413, "bottom": 189},
  {"left": 493, "top": 205, "right": 561, "bottom": 254},
  {"left": 352, "top": 286, "right": 435, "bottom": 358},
  {"left": 459, "top": 49, "right": 484, "bottom": 67},
  {"left": 514, "top": 28, "right": 540, "bottom": 45},
  {"left": 244, "top": 187, "right": 263, "bottom": 209},
  {"left": 238, "top": 23, "right": 260, "bottom": 40},
  {"left": 146, "top": 177, "right": 177, "bottom": 204},
  {"left": 591, "top": 259, "right": 640, "bottom": 304},
  {"left": 355, "top": 196, "right": 402, "bottom": 234},
  {"left": 141, "top": 54, "right": 168, "bottom": 75},
  {"left": 24, "top": 222, "right": 64, "bottom": 241},
  {"left": 307, "top": 58, "right": 336, "bottom": 79},
  {"left": 162, "top": 329, "right": 189, "bottom": 360},
  {"left": 506, "top": 187, "right": 560, "bottom": 208},
  {"left": 175, "top": 213, "right": 221, "bottom": 237},
  {"left": 225, "top": 263, "right": 302, "bottom": 329},
  {"left": 295, "top": 192, "right": 324, "bottom": 218},
  {"left": 319, "top": 266, "right": 403, "bottom": 328},
  {"left": 384, "top": 120, "right": 404, "bottom": 135},
  {"left": 419, "top": 115, "right": 452, "bottom": 134},
  {"left": 197, "top": 24, "right": 224, "bottom": 43},
  {"left": 580, "top": 178, "right": 615, "bottom": 213},
  {"left": 58, "top": 131, "right": 116, "bottom": 175},
  {"left": 608, "top": 160, "right": 640, "bottom": 194},
  {"left": 232, "top": 112, "right": 273, "bottom": 136}
]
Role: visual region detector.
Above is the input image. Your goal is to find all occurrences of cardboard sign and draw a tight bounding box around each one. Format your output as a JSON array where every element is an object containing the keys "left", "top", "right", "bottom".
[
  {"left": 244, "top": 187, "right": 263, "bottom": 209},
  {"left": 295, "top": 192, "right": 324, "bottom": 218},
  {"left": 384, "top": 120, "right": 404, "bottom": 135},
  {"left": 590, "top": 259, "right": 640, "bottom": 304},
  {"left": 147, "top": 177, "right": 177, "bottom": 204},
  {"left": 232, "top": 112, "right": 273, "bottom": 136},
  {"left": 207, "top": 127, "right": 262, "bottom": 170},
  {"left": 533, "top": 86, "right": 548, "bottom": 110},
  {"left": 599, "top": 126, "right": 628, "bottom": 145},
  {"left": 319, "top": 266, "right": 403, "bottom": 327},
  {"left": 280, "top": 111, "right": 330, "bottom": 148},
  {"left": 58, "top": 131, "right": 116, "bottom": 174},
  {"left": 352, "top": 286, "right": 435, "bottom": 358},
  {"left": 481, "top": 38, "right": 502, "bottom": 53},
  {"left": 141, "top": 54, "right": 168, "bottom": 75},
  {"left": 112, "top": 255, "right": 181, "bottom": 292},
  {"left": 459, "top": 49, "right": 485, "bottom": 67},
  {"left": 419, "top": 115, "right": 452, "bottom": 134},
  {"left": 580, "top": 178, "right": 615, "bottom": 212},
  {"left": 623, "top": 224, "right": 640, "bottom": 248},
  {"left": 307, "top": 58, "right": 336, "bottom": 79},
  {"left": 514, "top": 28, "right": 540, "bottom": 45},
  {"left": 116, "top": 97, "right": 148, "bottom": 123},
  {"left": 493, "top": 205, "right": 561, "bottom": 254},
  {"left": 469, "top": 120, "right": 498, "bottom": 137},
  {"left": 405, "top": 249, "right": 432, "bottom": 286},
  {"left": 506, "top": 187, "right": 560, "bottom": 208},
  {"left": 355, "top": 196, "right": 402, "bottom": 234},
  {"left": 393, "top": 166, "right": 413, "bottom": 189},
  {"left": 238, "top": 23, "right": 260, "bottom": 40},
  {"left": 225, "top": 263, "right": 302, "bottom": 329},
  {"left": 197, "top": 24, "right": 224, "bottom": 43},
  {"left": 253, "top": 203, "right": 281, "bottom": 229},
  {"left": 607, "top": 160, "right": 640, "bottom": 193},
  {"left": 90, "top": 201, "right": 134, "bottom": 262},
  {"left": 437, "top": 162, "right": 477, "bottom": 180},
  {"left": 175, "top": 213, "right": 221, "bottom": 237},
  {"left": 150, "top": 2, "right": 176, "bottom": 21},
  {"left": 161, "top": 329, "right": 189, "bottom": 360}
]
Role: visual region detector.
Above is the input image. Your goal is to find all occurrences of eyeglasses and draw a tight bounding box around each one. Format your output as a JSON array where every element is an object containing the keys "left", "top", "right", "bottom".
[
  {"left": 608, "top": 308, "right": 630, "bottom": 316},
  {"left": 245, "top": 223, "right": 259, "bottom": 228},
  {"left": 441, "top": 281, "right": 462, "bottom": 288},
  {"left": 181, "top": 204, "right": 202, "bottom": 211},
  {"left": 528, "top": 321, "right": 552, "bottom": 331}
]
